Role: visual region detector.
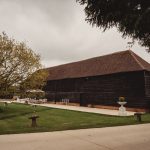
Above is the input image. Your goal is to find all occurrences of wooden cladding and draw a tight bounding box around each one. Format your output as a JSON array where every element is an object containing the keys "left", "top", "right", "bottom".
[{"left": 44, "top": 71, "right": 150, "bottom": 109}]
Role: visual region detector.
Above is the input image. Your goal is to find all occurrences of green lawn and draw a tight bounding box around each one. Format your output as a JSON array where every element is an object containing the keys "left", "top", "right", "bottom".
[{"left": 0, "top": 102, "right": 150, "bottom": 135}]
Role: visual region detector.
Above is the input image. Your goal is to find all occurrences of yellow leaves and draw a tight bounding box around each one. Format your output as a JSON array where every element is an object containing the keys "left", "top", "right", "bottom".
[
  {"left": 0, "top": 32, "right": 45, "bottom": 96},
  {"left": 21, "top": 69, "right": 49, "bottom": 90}
]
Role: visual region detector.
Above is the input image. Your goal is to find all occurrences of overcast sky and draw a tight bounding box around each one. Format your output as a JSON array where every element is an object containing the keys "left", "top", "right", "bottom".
[{"left": 0, "top": 0, "right": 149, "bottom": 67}]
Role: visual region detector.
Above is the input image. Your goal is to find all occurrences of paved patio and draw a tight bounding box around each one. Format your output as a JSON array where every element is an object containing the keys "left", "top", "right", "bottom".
[
  {"left": 38, "top": 103, "right": 135, "bottom": 116},
  {"left": 1, "top": 100, "right": 135, "bottom": 116},
  {"left": 0, "top": 124, "right": 150, "bottom": 150}
]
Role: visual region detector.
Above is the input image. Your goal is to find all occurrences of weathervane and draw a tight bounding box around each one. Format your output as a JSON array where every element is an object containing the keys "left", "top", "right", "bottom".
[{"left": 126, "top": 41, "right": 134, "bottom": 50}]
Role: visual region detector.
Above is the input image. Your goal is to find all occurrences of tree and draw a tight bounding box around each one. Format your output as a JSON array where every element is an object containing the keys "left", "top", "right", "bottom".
[
  {"left": 0, "top": 32, "right": 48, "bottom": 98},
  {"left": 77, "top": 0, "right": 150, "bottom": 49},
  {"left": 19, "top": 69, "right": 48, "bottom": 98}
]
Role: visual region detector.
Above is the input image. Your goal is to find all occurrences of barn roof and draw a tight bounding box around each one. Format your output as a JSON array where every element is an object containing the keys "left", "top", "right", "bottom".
[{"left": 47, "top": 50, "right": 150, "bottom": 80}]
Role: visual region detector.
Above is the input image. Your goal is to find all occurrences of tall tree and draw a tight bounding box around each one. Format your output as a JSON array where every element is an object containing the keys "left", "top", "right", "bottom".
[
  {"left": 20, "top": 69, "right": 48, "bottom": 93},
  {"left": 77, "top": 0, "right": 150, "bottom": 49},
  {"left": 0, "top": 32, "right": 48, "bottom": 98}
]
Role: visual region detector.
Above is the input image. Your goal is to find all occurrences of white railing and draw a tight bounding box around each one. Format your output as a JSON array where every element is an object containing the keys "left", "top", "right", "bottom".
[{"left": 61, "top": 98, "right": 69, "bottom": 105}]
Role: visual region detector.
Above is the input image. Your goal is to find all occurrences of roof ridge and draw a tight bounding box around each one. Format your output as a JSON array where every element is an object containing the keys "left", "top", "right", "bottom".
[
  {"left": 47, "top": 50, "right": 150, "bottom": 80},
  {"left": 47, "top": 50, "right": 130, "bottom": 69},
  {"left": 129, "top": 50, "right": 145, "bottom": 70}
]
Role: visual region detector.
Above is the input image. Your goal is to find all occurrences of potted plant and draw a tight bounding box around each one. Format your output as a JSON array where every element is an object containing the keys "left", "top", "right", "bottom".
[
  {"left": 118, "top": 97, "right": 127, "bottom": 105},
  {"left": 118, "top": 96, "right": 127, "bottom": 116}
]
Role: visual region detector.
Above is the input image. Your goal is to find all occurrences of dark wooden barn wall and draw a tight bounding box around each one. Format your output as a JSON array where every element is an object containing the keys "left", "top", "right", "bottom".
[
  {"left": 44, "top": 71, "right": 147, "bottom": 108},
  {"left": 144, "top": 71, "right": 150, "bottom": 108}
]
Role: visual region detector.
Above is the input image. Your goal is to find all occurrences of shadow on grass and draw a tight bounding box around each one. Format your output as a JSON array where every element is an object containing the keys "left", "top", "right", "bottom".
[{"left": 0, "top": 108, "right": 50, "bottom": 120}]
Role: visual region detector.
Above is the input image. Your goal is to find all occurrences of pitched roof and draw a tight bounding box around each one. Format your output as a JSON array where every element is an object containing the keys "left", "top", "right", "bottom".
[{"left": 47, "top": 50, "right": 150, "bottom": 80}]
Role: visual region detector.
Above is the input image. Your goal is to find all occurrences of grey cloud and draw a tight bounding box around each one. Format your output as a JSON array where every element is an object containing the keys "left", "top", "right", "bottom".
[{"left": 0, "top": 0, "right": 149, "bottom": 67}]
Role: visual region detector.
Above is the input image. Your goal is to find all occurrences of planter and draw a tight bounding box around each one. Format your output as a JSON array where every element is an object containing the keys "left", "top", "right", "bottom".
[
  {"left": 118, "top": 101, "right": 127, "bottom": 105},
  {"left": 118, "top": 101, "right": 127, "bottom": 116}
]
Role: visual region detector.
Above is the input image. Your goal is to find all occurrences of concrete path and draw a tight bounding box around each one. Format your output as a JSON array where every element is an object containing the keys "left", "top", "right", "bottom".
[
  {"left": 0, "top": 124, "right": 150, "bottom": 150},
  {"left": 37, "top": 103, "right": 135, "bottom": 116},
  {"left": 1, "top": 100, "right": 135, "bottom": 116}
]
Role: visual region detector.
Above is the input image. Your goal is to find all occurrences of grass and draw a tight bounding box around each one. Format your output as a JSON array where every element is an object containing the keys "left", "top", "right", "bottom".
[{"left": 0, "top": 102, "right": 150, "bottom": 135}]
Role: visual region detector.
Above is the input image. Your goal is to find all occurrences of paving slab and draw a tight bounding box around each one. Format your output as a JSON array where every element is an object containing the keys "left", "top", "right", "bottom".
[
  {"left": 0, "top": 124, "right": 150, "bottom": 150},
  {"left": 37, "top": 103, "right": 135, "bottom": 116},
  {"left": 1, "top": 100, "right": 136, "bottom": 116},
  {"left": 3, "top": 100, "right": 135, "bottom": 116}
]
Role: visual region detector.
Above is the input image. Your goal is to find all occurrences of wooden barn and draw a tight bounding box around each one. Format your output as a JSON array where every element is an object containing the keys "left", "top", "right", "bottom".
[{"left": 44, "top": 50, "right": 150, "bottom": 111}]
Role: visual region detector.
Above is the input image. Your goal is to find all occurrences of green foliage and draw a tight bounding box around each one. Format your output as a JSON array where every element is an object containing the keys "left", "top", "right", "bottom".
[
  {"left": 19, "top": 69, "right": 48, "bottom": 98},
  {"left": 77, "top": 0, "right": 150, "bottom": 49},
  {"left": 20, "top": 91, "right": 45, "bottom": 99},
  {"left": 0, "top": 32, "right": 48, "bottom": 98},
  {"left": 20, "top": 69, "right": 48, "bottom": 91}
]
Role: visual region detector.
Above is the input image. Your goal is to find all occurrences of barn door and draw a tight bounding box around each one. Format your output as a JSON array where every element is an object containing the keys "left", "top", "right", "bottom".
[{"left": 80, "top": 93, "right": 87, "bottom": 106}]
